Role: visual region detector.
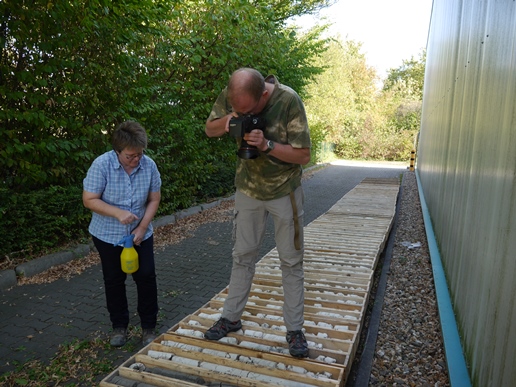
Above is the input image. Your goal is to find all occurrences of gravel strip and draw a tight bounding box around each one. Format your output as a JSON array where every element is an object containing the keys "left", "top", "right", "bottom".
[{"left": 369, "top": 171, "right": 450, "bottom": 386}]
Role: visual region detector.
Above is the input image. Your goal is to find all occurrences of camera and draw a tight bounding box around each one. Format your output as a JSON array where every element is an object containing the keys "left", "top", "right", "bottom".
[{"left": 228, "top": 115, "right": 267, "bottom": 159}]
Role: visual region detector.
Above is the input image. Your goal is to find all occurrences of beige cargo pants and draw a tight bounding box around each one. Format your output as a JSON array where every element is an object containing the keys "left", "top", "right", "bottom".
[{"left": 222, "top": 186, "right": 305, "bottom": 332}]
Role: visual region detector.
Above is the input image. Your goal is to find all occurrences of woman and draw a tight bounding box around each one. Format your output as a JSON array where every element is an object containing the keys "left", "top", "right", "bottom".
[{"left": 83, "top": 121, "right": 161, "bottom": 347}]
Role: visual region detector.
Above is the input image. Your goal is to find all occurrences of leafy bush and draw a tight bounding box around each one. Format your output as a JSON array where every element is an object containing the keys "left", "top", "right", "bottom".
[
  {"left": 1, "top": 0, "right": 331, "bottom": 259},
  {"left": 0, "top": 186, "right": 91, "bottom": 258}
]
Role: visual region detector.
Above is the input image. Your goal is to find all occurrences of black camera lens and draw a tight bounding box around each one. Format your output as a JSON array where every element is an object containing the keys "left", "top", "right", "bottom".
[{"left": 237, "top": 142, "right": 260, "bottom": 159}]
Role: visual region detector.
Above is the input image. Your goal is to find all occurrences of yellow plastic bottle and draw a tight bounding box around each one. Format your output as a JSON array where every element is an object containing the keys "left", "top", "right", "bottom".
[{"left": 117, "top": 234, "right": 139, "bottom": 274}]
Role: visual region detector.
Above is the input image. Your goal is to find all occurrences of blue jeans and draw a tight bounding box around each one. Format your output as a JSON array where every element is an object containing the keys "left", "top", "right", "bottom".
[{"left": 93, "top": 235, "right": 158, "bottom": 330}]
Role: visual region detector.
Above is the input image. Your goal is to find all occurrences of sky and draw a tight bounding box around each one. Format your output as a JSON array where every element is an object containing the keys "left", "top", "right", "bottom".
[{"left": 292, "top": 0, "right": 434, "bottom": 79}]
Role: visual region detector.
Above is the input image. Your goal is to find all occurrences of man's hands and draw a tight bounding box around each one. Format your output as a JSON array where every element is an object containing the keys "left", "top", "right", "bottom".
[
  {"left": 243, "top": 129, "right": 268, "bottom": 152},
  {"left": 243, "top": 132, "right": 311, "bottom": 165},
  {"left": 205, "top": 113, "right": 238, "bottom": 137}
]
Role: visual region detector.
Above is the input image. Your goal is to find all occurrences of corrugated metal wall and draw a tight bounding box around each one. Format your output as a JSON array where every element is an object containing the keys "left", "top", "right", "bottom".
[{"left": 417, "top": 0, "right": 516, "bottom": 386}]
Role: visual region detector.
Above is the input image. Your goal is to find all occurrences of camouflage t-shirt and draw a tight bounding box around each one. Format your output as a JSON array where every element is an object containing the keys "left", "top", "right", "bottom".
[{"left": 207, "top": 75, "right": 311, "bottom": 201}]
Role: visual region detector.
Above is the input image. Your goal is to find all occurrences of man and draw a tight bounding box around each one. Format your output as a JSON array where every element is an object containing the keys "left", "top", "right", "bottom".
[{"left": 204, "top": 68, "right": 311, "bottom": 357}]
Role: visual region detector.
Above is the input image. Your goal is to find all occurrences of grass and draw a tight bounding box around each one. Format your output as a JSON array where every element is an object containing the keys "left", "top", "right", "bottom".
[
  {"left": 1, "top": 339, "right": 111, "bottom": 386},
  {"left": 0, "top": 328, "right": 144, "bottom": 387}
]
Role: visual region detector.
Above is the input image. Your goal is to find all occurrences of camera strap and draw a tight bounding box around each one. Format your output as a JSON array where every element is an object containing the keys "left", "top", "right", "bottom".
[{"left": 289, "top": 191, "right": 301, "bottom": 251}]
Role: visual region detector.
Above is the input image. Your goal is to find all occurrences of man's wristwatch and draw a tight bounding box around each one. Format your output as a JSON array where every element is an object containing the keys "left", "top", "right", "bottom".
[{"left": 264, "top": 139, "right": 275, "bottom": 154}]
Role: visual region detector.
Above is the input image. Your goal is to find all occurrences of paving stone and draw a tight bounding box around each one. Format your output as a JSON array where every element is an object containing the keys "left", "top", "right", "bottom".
[{"left": 0, "top": 163, "right": 406, "bottom": 376}]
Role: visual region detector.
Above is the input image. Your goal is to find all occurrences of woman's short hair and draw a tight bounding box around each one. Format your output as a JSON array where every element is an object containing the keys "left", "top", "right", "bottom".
[{"left": 111, "top": 121, "right": 148, "bottom": 152}]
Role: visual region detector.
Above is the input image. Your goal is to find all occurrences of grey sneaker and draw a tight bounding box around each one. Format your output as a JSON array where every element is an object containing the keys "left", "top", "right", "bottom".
[
  {"left": 110, "top": 327, "right": 127, "bottom": 347},
  {"left": 142, "top": 328, "right": 156, "bottom": 346},
  {"left": 204, "top": 318, "right": 242, "bottom": 340}
]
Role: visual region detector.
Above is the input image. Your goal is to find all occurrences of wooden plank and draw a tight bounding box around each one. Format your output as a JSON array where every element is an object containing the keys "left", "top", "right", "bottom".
[
  {"left": 129, "top": 333, "right": 345, "bottom": 387},
  {"left": 207, "top": 300, "right": 363, "bottom": 325},
  {"left": 119, "top": 367, "right": 202, "bottom": 387},
  {"left": 247, "top": 290, "right": 365, "bottom": 312}
]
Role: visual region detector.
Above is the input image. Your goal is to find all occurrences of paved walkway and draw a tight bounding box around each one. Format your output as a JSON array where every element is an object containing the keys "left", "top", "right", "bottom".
[{"left": 0, "top": 161, "right": 406, "bottom": 377}]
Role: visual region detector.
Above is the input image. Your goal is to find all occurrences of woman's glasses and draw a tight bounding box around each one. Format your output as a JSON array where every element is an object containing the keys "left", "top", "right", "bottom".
[{"left": 121, "top": 150, "right": 145, "bottom": 160}]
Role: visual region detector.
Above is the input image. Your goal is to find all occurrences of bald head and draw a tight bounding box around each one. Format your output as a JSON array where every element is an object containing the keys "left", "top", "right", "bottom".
[{"left": 228, "top": 68, "right": 265, "bottom": 104}]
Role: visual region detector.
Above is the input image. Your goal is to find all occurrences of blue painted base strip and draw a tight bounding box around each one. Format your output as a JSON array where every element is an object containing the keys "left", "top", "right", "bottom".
[{"left": 416, "top": 170, "right": 471, "bottom": 387}]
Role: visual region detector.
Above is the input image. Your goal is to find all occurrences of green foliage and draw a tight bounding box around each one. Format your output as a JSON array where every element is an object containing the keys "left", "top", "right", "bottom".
[
  {"left": 1, "top": 0, "right": 331, "bottom": 259},
  {"left": 0, "top": 0, "right": 167, "bottom": 190},
  {"left": 305, "top": 116, "right": 327, "bottom": 164},
  {"left": 304, "top": 38, "right": 377, "bottom": 151},
  {"left": 0, "top": 337, "right": 117, "bottom": 386},
  {"left": 380, "top": 49, "right": 426, "bottom": 157},
  {"left": 0, "top": 185, "right": 90, "bottom": 258},
  {"left": 383, "top": 50, "right": 426, "bottom": 100},
  {"left": 266, "top": 0, "right": 336, "bottom": 20},
  {"left": 304, "top": 37, "right": 425, "bottom": 161}
]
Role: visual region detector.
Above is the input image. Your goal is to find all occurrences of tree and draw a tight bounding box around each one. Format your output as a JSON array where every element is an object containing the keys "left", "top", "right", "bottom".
[
  {"left": 383, "top": 49, "right": 426, "bottom": 100},
  {"left": 303, "top": 40, "right": 426, "bottom": 161},
  {"left": 303, "top": 37, "right": 377, "bottom": 160},
  {"left": 381, "top": 49, "right": 426, "bottom": 154}
]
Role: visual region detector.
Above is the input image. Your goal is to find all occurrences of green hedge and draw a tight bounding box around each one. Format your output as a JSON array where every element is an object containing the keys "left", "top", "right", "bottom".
[
  {"left": 0, "top": 186, "right": 90, "bottom": 258},
  {"left": 0, "top": 0, "right": 332, "bottom": 260},
  {"left": 0, "top": 159, "right": 236, "bottom": 259}
]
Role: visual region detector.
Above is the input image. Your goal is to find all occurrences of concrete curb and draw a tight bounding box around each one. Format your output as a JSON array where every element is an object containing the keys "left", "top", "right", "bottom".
[
  {"left": 0, "top": 270, "right": 17, "bottom": 290},
  {"left": 15, "top": 244, "right": 92, "bottom": 278},
  {"left": 0, "top": 195, "right": 236, "bottom": 291}
]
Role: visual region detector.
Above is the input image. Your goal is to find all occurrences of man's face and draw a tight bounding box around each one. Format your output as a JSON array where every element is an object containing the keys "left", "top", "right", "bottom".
[{"left": 231, "top": 92, "right": 265, "bottom": 116}]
